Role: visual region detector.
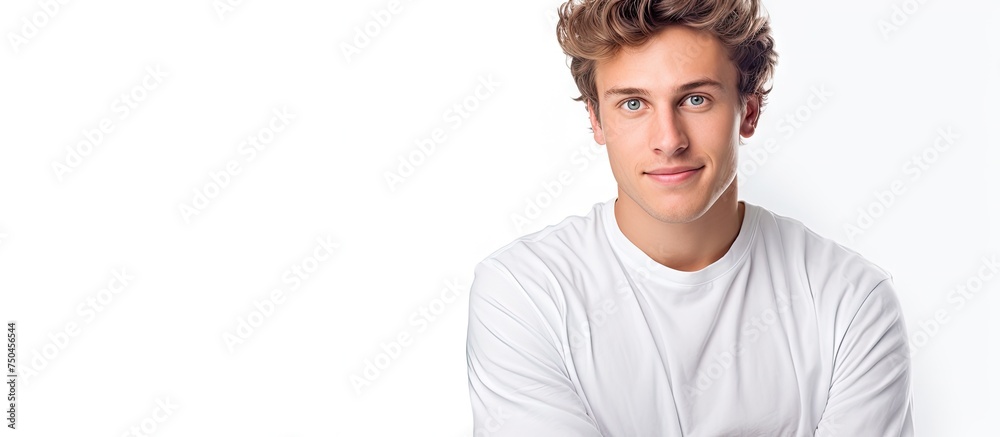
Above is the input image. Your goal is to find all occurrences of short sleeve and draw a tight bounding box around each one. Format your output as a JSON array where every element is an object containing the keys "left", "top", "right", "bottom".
[
  {"left": 815, "top": 277, "right": 915, "bottom": 436},
  {"left": 466, "top": 260, "right": 604, "bottom": 437}
]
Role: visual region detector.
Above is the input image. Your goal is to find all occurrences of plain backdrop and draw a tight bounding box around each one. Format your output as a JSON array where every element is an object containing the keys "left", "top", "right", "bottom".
[{"left": 1, "top": 0, "right": 998, "bottom": 435}]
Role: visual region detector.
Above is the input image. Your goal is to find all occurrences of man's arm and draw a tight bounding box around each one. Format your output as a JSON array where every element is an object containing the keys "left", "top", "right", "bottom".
[
  {"left": 815, "top": 277, "right": 914, "bottom": 436},
  {"left": 466, "top": 260, "right": 604, "bottom": 437}
]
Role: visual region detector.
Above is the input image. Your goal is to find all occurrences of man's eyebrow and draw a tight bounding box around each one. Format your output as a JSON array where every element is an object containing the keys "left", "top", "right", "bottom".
[
  {"left": 603, "top": 79, "right": 725, "bottom": 99},
  {"left": 604, "top": 87, "right": 651, "bottom": 99},
  {"left": 676, "top": 79, "right": 725, "bottom": 93}
]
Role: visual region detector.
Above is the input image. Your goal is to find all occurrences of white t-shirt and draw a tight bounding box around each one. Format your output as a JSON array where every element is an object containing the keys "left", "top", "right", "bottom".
[{"left": 466, "top": 197, "right": 914, "bottom": 436}]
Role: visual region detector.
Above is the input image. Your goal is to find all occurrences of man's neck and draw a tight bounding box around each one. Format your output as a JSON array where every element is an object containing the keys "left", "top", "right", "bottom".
[{"left": 614, "top": 182, "right": 745, "bottom": 273}]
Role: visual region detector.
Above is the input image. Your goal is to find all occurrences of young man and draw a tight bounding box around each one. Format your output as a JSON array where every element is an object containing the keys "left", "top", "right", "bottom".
[{"left": 466, "top": 0, "right": 914, "bottom": 435}]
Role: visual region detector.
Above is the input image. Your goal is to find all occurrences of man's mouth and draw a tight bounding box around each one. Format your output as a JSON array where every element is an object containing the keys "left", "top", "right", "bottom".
[{"left": 644, "top": 166, "right": 704, "bottom": 184}]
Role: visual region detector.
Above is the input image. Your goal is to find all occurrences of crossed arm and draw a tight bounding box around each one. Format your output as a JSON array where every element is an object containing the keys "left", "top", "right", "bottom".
[
  {"left": 466, "top": 260, "right": 914, "bottom": 436},
  {"left": 466, "top": 260, "right": 604, "bottom": 436},
  {"left": 814, "top": 277, "right": 915, "bottom": 436}
]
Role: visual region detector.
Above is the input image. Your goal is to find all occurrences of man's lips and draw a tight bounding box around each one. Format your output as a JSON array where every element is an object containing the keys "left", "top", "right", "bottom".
[
  {"left": 645, "top": 165, "right": 704, "bottom": 175},
  {"left": 644, "top": 166, "right": 703, "bottom": 184}
]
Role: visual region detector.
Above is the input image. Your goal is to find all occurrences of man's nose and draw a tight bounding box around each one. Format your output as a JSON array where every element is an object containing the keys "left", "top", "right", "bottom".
[{"left": 651, "top": 109, "right": 689, "bottom": 155}]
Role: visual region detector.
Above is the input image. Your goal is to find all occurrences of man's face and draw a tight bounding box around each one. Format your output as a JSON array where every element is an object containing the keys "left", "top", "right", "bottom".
[{"left": 588, "top": 25, "right": 759, "bottom": 224}]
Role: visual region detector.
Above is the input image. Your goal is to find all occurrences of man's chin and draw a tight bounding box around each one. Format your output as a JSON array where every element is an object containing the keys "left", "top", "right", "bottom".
[{"left": 638, "top": 196, "right": 709, "bottom": 224}]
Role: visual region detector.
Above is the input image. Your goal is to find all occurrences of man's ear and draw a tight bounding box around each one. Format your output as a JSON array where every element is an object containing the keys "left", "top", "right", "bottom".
[
  {"left": 739, "top": 94, "right": 761, "bottom": 140},
  {"left": 587, "top": 100, "right": 606, "bottom": 145}
]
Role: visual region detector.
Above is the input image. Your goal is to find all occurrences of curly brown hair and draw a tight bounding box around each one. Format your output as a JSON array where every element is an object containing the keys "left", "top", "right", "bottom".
[{"left": 556, "top": 0, "right": 778, "bottom": 121}]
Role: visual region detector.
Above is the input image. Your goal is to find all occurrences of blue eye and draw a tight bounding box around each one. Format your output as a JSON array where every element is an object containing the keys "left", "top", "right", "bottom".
[
  {"left": 688, "top": 95, "right": 706, "bottom": 106},
  {"left": 624, "top": 99, "right": 642, "bottom": 111}
]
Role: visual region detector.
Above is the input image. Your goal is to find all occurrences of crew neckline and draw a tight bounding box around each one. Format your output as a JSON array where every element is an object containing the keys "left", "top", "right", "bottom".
[{"left": 601, "top": 197, "right": 760, "bottom": 287}]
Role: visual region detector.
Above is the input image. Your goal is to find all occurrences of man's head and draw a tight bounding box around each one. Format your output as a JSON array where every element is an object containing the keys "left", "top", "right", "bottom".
[{"left": 556, "top": 0, "right": 777, "bottom": 224}]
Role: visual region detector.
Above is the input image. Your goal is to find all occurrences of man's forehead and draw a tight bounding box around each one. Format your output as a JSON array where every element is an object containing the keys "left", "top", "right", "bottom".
[{"left": 593, "top": 27, "right": 737, "bottom": 96}]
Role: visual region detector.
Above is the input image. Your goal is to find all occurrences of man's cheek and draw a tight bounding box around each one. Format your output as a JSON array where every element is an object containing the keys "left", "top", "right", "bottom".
[
  {"left": 606, "top": 122, "right": 640, "bottom": 144},
  {"left": 602, "top": 121, "right": 623, "bottom": 140}
]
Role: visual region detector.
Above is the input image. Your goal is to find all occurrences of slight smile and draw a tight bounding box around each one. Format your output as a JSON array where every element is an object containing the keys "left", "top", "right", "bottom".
[{"left": 644, "top": 166, "right": 704, "bottom": 185}]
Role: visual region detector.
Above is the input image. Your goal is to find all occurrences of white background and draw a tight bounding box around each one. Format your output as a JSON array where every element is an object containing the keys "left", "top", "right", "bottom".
[{"left": 1, "top": 0, "right": 997, "bottom": 435}]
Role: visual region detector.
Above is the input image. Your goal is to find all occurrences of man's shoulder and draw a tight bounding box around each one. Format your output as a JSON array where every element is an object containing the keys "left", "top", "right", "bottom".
[
  {"left": 479, "top": 200, "right": 608, "bottom": 270},
  {"left": 471, "top": 199, "right": 612, "bottom": 296},
  {"left": 755, "top": 203, "right": 892, "bottom": 296}
]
